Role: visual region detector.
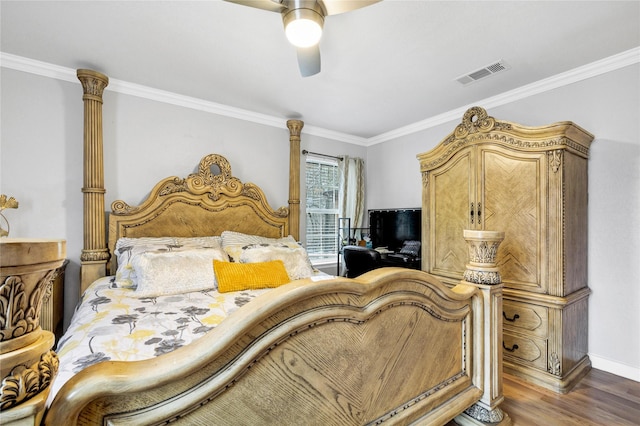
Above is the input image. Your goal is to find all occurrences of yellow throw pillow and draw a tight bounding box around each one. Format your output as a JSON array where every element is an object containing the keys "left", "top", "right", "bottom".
[{"left": 214, "top": 260, "right": 290, "bottom": 293}]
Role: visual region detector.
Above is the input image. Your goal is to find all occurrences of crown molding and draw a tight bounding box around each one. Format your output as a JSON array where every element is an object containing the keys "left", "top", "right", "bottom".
[
  {"left": 368, "top": 47, "right": 640, "bottom": 145},
  {"left": 2, "top": 47, "right": 638, "bottom": 146},
  {"left": 0, "top": 52, "right": 365, "bottom": 144},
  {"left": 110, "top": 77, "right": 288, "bottom": 130},
  {"left": 0, "top": 53, "right": 78, "bottom": 83}
]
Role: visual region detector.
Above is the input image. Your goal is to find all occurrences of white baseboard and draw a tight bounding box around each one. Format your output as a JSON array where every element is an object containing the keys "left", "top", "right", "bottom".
[{"left": 589, "top": 354, "right": 640, "bottom": 382}]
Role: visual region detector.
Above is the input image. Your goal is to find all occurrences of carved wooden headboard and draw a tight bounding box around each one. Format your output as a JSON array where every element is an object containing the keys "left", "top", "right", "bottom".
[
  {"left": 107, "top": 153, "right": 290, "bottom": 275},
  {"left": 77, "top": 69, "right": 303, "bottom": 294}
]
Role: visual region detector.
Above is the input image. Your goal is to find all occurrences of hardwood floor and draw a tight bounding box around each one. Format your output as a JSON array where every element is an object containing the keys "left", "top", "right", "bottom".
[{"left": 454, "top": 369, "right": 640, "bottom": 425}]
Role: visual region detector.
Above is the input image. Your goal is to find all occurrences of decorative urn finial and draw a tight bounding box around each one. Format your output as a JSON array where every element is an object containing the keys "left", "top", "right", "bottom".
[{"left": 0, "top": 195, "right": 19, "bottom": 237}]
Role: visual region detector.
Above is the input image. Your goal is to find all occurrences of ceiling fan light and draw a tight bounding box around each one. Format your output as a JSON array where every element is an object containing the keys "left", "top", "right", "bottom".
[
  {"left": 283, "top": 8, "right": 324, "bottom": 48},
  {"left": 286, "top": 19, "right": 322, "bottom": 47}
]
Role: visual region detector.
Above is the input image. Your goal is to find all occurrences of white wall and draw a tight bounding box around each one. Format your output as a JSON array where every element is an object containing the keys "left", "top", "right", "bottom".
[{"left": 366, "top": 64, "right": 640, "bottom": 380}]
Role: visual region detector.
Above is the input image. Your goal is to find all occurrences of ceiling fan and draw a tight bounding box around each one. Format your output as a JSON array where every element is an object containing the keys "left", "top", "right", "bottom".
[{"left": 224, "top": 0, "right": 380, "bottom": 77}]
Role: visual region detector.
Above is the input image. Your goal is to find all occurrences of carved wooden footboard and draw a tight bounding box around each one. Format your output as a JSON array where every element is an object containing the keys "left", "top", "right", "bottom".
[{"left": 45, "top": 267, "right": 499, "bottom": 425}]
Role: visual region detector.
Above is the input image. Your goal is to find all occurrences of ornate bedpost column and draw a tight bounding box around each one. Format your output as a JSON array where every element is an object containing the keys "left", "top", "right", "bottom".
[
  {"left": 455, "top": 230, "right": 511, "bottom": 426},
  {"left": 286, "top": 120, "right": 303, "bottom": 241},
  {"left": 77, "top": 69, "right": 110, "bottom": 295}
]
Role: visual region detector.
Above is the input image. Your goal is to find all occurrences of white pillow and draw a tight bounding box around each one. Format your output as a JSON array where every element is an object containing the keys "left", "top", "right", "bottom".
[
  {"left": 132, "top": 248, "right": 229, "bottom": 298},
  {"left": 221, "top": 231, "right": 299, "bottom": 261},
  {"left": 238, "top": 244, "right": 314, "bottom": 280},
  {"left": 175, "top": 236, "right": 223, "bottom": 250},
  {"left": 114, "top": 236, "right": 224, "bottom": 288}
]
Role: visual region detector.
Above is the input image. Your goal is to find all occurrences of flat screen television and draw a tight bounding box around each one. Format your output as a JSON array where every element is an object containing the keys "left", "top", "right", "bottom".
[{"left": 368, "top": 209, "right": 421, "bottom": 252}]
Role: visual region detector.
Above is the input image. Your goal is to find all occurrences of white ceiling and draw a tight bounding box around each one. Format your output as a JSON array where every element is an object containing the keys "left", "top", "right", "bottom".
[{"left": 2, "top": 1, "right": 639, "bottom": 141}]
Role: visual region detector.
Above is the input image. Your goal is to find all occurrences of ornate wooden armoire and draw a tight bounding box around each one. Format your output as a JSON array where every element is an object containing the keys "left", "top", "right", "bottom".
[{"left": 417, "top": 107, "right": 594, "bottom": 393}]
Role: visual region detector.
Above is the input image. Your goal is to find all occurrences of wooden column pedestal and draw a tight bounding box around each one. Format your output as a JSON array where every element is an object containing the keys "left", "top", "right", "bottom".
[{"left": 455, "top": 230, "right": 511, "bottom": 426}]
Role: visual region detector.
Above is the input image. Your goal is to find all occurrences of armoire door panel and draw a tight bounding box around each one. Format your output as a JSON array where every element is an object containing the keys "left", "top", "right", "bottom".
[
  {"left": 480, "top": 149, "right": 547, "bottom": 293},
  {"left": 429, "top": 149, "right": 473, "bottom": 279}
]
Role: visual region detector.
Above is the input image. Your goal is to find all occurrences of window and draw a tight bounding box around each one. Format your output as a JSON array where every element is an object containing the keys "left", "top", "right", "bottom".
[{"left": 305, "top": 157, "right": 339, "bottom": 264}]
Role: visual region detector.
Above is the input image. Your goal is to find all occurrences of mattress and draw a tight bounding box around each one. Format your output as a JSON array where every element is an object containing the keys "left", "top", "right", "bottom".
[{"left": 49, "top": 275, "right": 271, "bottom": 402}]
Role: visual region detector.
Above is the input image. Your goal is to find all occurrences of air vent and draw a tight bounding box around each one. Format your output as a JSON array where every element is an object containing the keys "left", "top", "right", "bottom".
[{"left": 456, "top": 60, "right": 511, "bottom": 86}]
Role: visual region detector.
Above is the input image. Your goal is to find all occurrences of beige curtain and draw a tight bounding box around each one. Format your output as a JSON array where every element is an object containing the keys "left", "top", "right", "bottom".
[{"left": 339, "top": 156, "right": 365, "bottom": 241}]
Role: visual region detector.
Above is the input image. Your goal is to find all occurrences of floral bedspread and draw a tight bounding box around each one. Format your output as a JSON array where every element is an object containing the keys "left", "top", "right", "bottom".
[{"left": 48, "top": 276, "right": 269, "bottom": 403}]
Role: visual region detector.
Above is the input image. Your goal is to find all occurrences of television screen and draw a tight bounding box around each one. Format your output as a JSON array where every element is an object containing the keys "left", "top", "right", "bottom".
[{"left": 368, "top": 209, "right": 421, "bottom": 252}]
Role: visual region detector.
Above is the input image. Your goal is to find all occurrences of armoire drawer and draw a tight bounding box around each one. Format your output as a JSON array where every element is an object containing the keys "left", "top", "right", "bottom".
[
  {"left": 503, "top": 331, "right": 547, "bottom": 371},
  {"left": 502, "top": 300, "right": 548, "bottom": 338}
]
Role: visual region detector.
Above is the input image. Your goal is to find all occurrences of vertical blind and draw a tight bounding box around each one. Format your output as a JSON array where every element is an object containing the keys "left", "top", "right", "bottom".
[{"left": 305, "top": 158, "right": 339, "bottom": 262}]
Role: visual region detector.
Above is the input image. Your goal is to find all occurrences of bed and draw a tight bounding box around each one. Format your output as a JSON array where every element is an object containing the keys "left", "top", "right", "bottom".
[{"left": 40, "top": 69, "right": 510, "bottom": 425}]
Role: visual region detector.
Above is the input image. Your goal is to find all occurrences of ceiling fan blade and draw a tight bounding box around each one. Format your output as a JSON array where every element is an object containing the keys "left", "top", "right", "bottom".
[
  {"left": 223, "top": 0, "right": 287, "bottom": 13},
  {"left": 319, "top": 0, "right": 380, "bottom": 16},
  {"left": 297, "top": 45, "right": 321, "bottom": 77}
]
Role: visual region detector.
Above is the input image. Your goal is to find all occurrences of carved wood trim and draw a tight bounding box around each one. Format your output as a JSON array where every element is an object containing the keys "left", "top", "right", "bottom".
[
  {"left": 0, "top": 349, "right": 59, "bottom": 410},
  {"left": 417, "top": 106, "right": 594, "bottom": 173},
  {"left": 0, "top": 271, "right": 55, "bottom": 341},
  {"left": 549, "top": 149, "right": 563, "bottom": 173},
  {"left": 106, "top": 153, "right": 291, "bottom": 278}
]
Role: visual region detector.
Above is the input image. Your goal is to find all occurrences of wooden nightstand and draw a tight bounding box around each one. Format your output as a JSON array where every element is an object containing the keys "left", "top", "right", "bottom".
[
  {"left": 0, "top": 238, "right": 66, "bottom": 425},
  {"left": 41, "top": 259, "right": 67, "bottom": 341}
]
